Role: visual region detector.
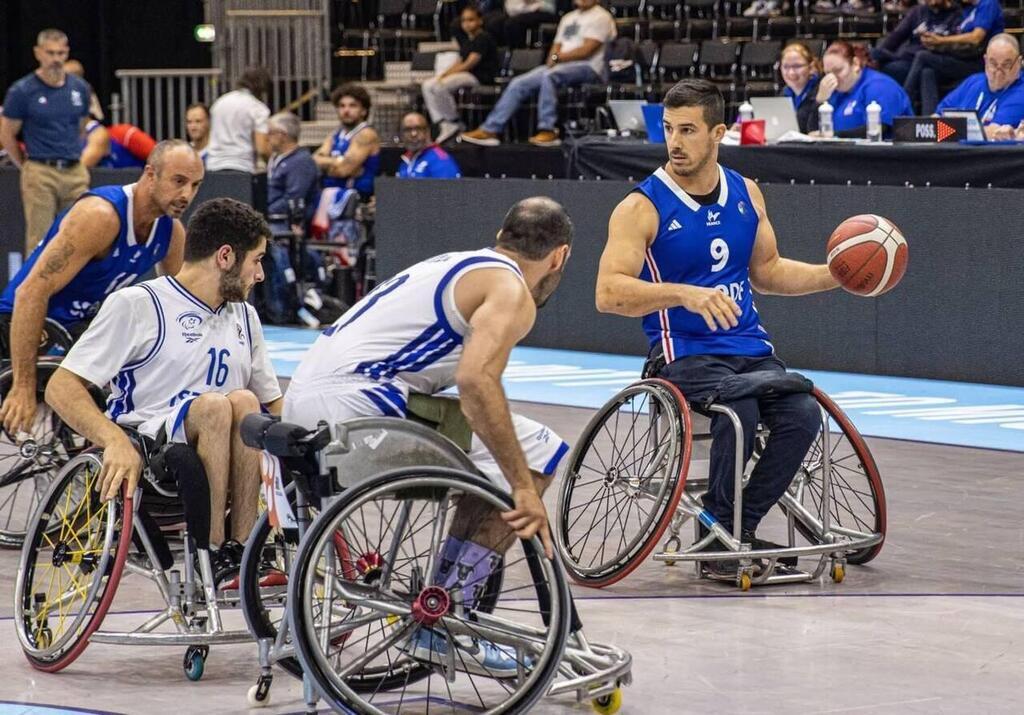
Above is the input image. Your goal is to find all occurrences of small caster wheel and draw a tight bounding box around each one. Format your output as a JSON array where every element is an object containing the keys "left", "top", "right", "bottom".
[
  {"left": 591, "top": 688, "right": 623, "bottom": 715},
  {"left": 662, "top": 536, "right": 681, "bottom": 567},
  {"left": 35, "top": 627, "right": 53, "bottom": 650},
  {"left": 831, "top": 563, "right": 845, "bottom": 583},
  {"left": 739, "top": 572, "right": 752, "bottom": 591},
  {"left": 183, "top": 645, "right": 209, "bottom": 681},
  {"left": 247, "top": 680, "right": 272, "bottom": 707}
]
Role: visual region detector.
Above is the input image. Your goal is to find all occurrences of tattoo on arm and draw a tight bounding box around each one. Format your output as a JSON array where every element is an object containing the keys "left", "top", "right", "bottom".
[{"left": 38, "top": 242, "right": 75, "bottom": 281}]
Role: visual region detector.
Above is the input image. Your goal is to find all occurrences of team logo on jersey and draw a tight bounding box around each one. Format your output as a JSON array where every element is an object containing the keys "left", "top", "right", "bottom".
[
  {"left": 737, "top": 201, "right": 748, "bottom": 216},
  {"left": 177, "top": 311, "right": 204, "bottom": 343},
  {"left": 236, "top": 323, "right": 246, "bottom": 345},
  {"left": 71, "top": 90, "right": 83, "bottom": 107},
  {"left": 706, "top": 209, "right": 721, "bottom": 227}
]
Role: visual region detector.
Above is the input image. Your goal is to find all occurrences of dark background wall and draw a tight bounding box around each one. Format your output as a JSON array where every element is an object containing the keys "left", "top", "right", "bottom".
[
  {"left": 1, "top": 0, "right": 209, "bottom": 115},
  {"left": 376, "top": 177, "right": 1024, "bottom": 387}
]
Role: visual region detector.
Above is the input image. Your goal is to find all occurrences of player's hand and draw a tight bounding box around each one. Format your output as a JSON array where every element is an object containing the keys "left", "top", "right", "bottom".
[
  {"left": 816, "top": 73, "right": 838, "bottom": 103},
  {"left": 502, "top": 488, "right": 554, "bottom": 559},
  {"left": 0, "top": 384, "right": 38, "bottom": 437},
  {"left": 98, "top": 434, "right": 143, "bottom": 502},
  {"left": 679, "top": 285, "right": 742, "bottom": 332},
  {"left": 985, "top": 123, "right": 1014, "bottom": 141}
]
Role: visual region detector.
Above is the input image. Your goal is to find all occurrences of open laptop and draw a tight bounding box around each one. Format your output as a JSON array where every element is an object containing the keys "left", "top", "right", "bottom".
[
  {"left": 608, "top": 100, "right": 648, "bottom": 135},
  {"left": 939, "top": 109, "right": 986, "bottom": 142},
  {"left": 749, "top": 97, "right": 801, "bottom": 142}
]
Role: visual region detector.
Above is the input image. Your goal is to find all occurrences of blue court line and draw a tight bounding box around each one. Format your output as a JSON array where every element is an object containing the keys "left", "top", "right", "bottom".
[
  {"left": 0, "top": 703, "right": 122, "bottom": 715},
  {"left": 264, "top": 326, "right": 1024, "bottom": 453}
]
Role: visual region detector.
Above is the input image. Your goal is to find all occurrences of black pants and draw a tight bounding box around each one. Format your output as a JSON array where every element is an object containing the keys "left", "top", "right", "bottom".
[{"left": 659, "top": 354, "right": 821, "bottom": 533}]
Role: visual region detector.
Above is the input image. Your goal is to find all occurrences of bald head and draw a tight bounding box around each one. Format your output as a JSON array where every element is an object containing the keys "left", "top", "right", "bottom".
[
  {"left": 496, "top": 197, "right": 574, "bottom": 261},
  {"left": 985, "top": 34, "right": 1021, "bottom": 91},
  {"left": 140, "top": 140, "right": 205, "bottom": 219},
  {"left": 147, "top": 139, "right": 201, "bottom": 174},
  {"left": 64, "top": 59, "right": 84, "bottom": 77}
]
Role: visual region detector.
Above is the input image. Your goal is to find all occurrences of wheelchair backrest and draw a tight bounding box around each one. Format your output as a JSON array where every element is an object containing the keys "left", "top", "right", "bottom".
[{"left": 322, "top": 417, "right": 479, "bottom": 488}]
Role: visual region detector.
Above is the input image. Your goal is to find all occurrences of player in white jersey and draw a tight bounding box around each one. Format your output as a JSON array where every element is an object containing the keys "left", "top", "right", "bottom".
[
  {"left": 285, "top": 197, "right": 573, "bottom": 674},
  {"left": 47, "top": 198, "right": 282, "bottom": 587}
]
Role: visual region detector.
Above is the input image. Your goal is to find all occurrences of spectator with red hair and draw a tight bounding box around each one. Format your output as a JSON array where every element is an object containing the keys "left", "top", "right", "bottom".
[{"left": 812, "top": 41, "right": 913, "bottom": 137}]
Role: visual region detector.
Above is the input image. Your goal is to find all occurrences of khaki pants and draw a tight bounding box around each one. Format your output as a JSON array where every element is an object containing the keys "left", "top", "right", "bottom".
[{"left": 20, "top": 161, "right": 90, "bottom": 254}]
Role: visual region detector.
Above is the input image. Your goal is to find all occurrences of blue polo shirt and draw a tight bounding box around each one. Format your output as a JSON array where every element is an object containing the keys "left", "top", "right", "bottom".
[
  {"left": 959, "top": 0, "right": 1004, "bottom": 36},
  {"left": 396, "top": 145, "right": 461, "bottom": 179},
  {"left": 831, "top": 68, "right": 914, "bottom": 133},
  {"left": 2, "top": 72, "right": 91, "bottom": 161},
  {"left": 938, "top": 72, "right": 1024, "bottom": 125}
]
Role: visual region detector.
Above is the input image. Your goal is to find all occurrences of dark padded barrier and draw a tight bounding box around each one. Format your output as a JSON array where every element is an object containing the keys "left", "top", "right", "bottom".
[
  {"left": 377, "top": 177, "right": 1024, "bottom": 387},
  {"left": 0, "top": 167, "right": 262, "bottom": 291}
]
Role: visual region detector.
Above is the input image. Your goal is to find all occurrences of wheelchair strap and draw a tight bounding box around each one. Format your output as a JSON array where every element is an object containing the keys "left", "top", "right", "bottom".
[
  {"left": 703, "top": 371, "right": 814, "bottom": 409},
  {"left": 406, "top": 393, "right": 474, "bottom": 452}
]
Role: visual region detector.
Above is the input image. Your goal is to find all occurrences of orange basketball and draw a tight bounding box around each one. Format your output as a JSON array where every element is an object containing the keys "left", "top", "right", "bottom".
[{"left": 826, "top": 214, "right": 908, "bottom": 297}]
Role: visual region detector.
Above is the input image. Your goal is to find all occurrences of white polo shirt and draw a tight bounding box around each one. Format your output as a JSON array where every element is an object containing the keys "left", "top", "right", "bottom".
[{"left": 205, "top": 88, "right": 270, "bottom": 173}]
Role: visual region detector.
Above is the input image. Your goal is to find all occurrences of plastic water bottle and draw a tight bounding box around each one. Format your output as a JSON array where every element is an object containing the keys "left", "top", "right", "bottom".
[
  {"left": 738, "top": 101, "right": 754, "bottom": 123},
  {"left": 866, "top": 100, "right": 882, "bottom": 142},
  {"left": 818, "top": 101, "right": 834, "bottom": 138}
]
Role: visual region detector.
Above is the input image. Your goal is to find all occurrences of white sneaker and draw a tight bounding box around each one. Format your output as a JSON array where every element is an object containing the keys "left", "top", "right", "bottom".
[
  {"left": 744, "top": 1, "right": 779, "bottom": 17},
  {"left": 436, "top": 121, "right": 462, "bottom": 145},
  {"left": 402, "top": 627, "right": 528, "bottom": 679}
]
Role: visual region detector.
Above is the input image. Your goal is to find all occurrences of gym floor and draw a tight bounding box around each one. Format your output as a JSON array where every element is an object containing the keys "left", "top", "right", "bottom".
[{"left": 2, "top": 337, "right": 1023, "bottom": 713}]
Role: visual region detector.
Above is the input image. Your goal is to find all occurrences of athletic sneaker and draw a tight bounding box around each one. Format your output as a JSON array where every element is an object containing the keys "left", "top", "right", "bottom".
[
  {"left": 210, "top": 539, "right": 245, "bottom": 590},
  {"left": 460, "top": 128, "right": 501, "bottom": 146},
  {"left": 742, "top": 529, "right": 798, "bottom": 568},
  {"left": 528, "top": 129, "right": 561, "bottom": 147},
  {"left": 402, "top": 627, "right": 526, "bottom": 678},
  {"left": 436, "top": 120, "right": 463, "bottom": 145}
]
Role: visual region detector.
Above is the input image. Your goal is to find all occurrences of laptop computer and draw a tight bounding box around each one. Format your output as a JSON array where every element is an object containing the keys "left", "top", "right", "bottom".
[
  {"left": 749, "top": 97, "right": 801, "bottom": 142},
  {"left": 939, "top": 109, "right": 985, "bottom": 142},
  {"left": 608, "top": 100, "right": 648, "bottom": 135}
]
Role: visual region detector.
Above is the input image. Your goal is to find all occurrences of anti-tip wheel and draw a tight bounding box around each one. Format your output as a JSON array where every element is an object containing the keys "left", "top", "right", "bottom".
[
  {"left": 591, "top": 688, "right": 623, "bottom": 715},
  {"left": 739, "top": 572, "right": 752, "bottom": 591},
  {"left": 247, "top": 683, "right": 271, "bottom": 707},
  {"left": 831, "top": 563, "right": 846, "bottom": 583},
  {"left": 183, "top": 645, "right": 208, "bottom": 682}
]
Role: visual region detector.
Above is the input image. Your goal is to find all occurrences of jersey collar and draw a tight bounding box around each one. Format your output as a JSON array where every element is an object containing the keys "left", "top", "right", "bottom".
[{"left": 654, "top": 164, "right": 729, "bottom": 212}]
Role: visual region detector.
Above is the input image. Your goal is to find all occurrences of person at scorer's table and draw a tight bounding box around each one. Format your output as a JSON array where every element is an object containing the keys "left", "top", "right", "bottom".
[
  {"left": 937, "top": 33, "right": 1024, "bottom": 141},
  {"left": 808, "top": 41, "right": 913, "bottom": 138}
]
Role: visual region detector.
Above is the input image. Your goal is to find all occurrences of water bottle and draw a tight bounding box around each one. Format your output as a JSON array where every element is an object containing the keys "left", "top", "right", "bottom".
[
  {"left": 738, "top": 101, "right": 754, "bottom": 123},
  {"left": 818, "top": 101, "right": 834, "bottom": 138},
  {"left": 866, "top": 100, "right": 882, "bottom": 142}
]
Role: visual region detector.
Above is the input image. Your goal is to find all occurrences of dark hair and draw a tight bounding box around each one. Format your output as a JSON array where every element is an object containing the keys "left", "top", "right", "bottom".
[
  {"left": 186, "top": 102, "right": 209, "bottom": 117},
  {"left": 824, "top": 41, "right": 870, "bottom": 67},
  {"left": 238, "top": 67, "right": 271, "bottom": 99},
  {"left": 495, "top": 197, "right": 573, "bottom": 260},
  {"left": 662, "top": 78, "right": 725, "bottom": 128},
  {"left": 184, "top": 198, "right": 269, "bottom": 263},
  {"left": 461, "top": 3, "right": 483, "bottom": 17},
  {"left": 331, "top": 82, "right": 372, "bottom": 113}
]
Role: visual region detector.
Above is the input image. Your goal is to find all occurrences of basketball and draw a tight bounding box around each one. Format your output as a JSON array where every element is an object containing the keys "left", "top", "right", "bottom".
[{"left": 826, "top": 214, "right": 908, "bottom": 297}]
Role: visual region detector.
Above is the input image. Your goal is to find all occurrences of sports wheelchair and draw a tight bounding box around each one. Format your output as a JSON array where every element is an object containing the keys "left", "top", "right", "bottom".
[
  {"left": 0, "top": 317, "right": 92, "bottom": 548},
  {"left": 14, "top": 430, "right": 256, "bottom": 679},
  {"left": 238, "top": 412, "right": 633, "bottom": 714},
  {"left": 555, "top": 373, "right": 886, "bottom": 591}
]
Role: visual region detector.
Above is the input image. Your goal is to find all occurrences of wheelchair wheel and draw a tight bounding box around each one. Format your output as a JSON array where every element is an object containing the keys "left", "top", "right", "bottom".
[
  {"left": 556, "top": 379, "right": 691, "bottom": 588},
  {"left": 0, "top": 361, "right": 89, "bottom": 548},
  {"left": 289, "top": 467, "right": 570, "bottom": 714},
  {"left": 14, "top": 452, "right": 134, "bottom": 671},
  {"left": 783, "top": 389, "right": 887, "bottom": 565}
]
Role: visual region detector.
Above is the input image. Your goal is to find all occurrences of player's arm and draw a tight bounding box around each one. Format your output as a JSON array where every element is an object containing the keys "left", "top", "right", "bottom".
[
  {"left": 312, "top": 134, "right": 334, "bottom": 169},
  {"left": 157, "top": 220, "right": 186, "bottom": 276},
  {"left": 746, "top": 178, "right": 838, "bottom": 296},
  {"left": 80, "top": 125, "right": 110, "bottom": 168},
  {"left": 324, "top": 128, "right": 379, "bottom": 178},
  {"left": 0, "top": 198, "right": 121, "bottom": 435},
  {"left": 596, "top": 192, "right": 741, "bottom": 331},
  {"left": 0, "top": 116, "right": 25, "bottom": 167},
  {"left": 245, "top": 306, "right": 285, "bottom": 416},
  {"left": 454, "top": 269, "right": 553, "bottom": 557}
]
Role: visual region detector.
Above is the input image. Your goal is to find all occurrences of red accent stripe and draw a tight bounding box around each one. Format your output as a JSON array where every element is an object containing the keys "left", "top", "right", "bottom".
[{"left": 644, "top": 248, "right": 675, "bottom": 362}]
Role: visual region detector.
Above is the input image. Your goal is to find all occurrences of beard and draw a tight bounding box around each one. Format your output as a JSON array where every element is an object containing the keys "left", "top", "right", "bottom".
[
  {"left": 531, "top": 268, "right": 564, "bottom": 309},
  {"left": 669, "top": 145, "right": 714, "bottom": 178},
  {"left": 219, "top": 261, "right": 249, "bottom": 302}
]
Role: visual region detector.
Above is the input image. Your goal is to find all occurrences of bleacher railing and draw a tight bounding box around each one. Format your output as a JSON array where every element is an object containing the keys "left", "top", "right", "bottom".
[{"left": 112, "top": 68, "right": 223, "bottom": 141}]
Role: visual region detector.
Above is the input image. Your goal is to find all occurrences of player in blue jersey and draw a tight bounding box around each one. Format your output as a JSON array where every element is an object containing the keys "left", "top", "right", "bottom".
[
  {"left": 0, "top": 140, "right": 204, "bottom": 436},
  {"left": 596, "top": 79, "right": 841, "bottom": 575},
  {"left": 313, "top": 83, "right": 381, "bottom": 200}
]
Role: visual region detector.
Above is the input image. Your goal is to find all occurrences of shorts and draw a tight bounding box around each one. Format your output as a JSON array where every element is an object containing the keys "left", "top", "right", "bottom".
[
  {"left": 129, "top": 396, "right": 198, "bottom": 446},
  {"left": 282, "top": 383, "right": 569, "bottom": 493}
]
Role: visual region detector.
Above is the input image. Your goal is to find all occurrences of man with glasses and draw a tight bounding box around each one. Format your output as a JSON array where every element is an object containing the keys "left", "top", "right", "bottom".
[
  {"left": 396, "top": 112, "right": 462, "bottom": 179},
  {"left": 938, "top": 33, "right": 1024, "bottom": 140}
]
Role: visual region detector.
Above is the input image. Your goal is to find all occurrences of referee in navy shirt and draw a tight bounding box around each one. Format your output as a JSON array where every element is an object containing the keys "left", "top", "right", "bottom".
[{"left": 1, "top": 29, "right": 91, "bottom": 254}]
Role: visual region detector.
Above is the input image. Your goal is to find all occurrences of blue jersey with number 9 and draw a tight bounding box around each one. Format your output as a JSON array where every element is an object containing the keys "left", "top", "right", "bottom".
[
  {"left": 0, "top": 183, "right": 175, "bottom": 325},
  {"left": 634, "top": 164, "right": 773, "bottom": 361}
]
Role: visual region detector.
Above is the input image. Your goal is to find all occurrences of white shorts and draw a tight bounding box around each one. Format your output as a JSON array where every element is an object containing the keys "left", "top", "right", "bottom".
[
  {"left": 126, "top": 396, "right": 198, "bottom": 446},
  {"left": 283, "top": 384, "right": 569, "bottom": 493}
]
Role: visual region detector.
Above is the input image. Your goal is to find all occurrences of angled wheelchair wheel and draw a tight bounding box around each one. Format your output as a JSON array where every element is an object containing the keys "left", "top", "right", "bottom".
[
  {"left": 782, "top": 389, "right": 887, "bottom": 565},
  {"left": 0, "top": 362, "right": 90, "bottom": 549},
  {"left": 14, "top": 452, "right": 133, "bottom": 671},
  {"left": 289, "top": 467, "right": 569, "bottom": 714},
  {"left": 556, "top": 379, "right": 691, "bottom": 588}
]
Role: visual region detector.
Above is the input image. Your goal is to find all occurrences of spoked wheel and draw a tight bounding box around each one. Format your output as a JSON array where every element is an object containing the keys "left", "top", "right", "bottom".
[
  {"left": 15, "top": 452, "right": 133, "bottom": 671},
  {"left": 289, "top": 467, "right": 569, "bottom": 714},
  {"left": 556, "top": 379, "right": 691, "bottom": 588},
  {"left": 0, "top": 362, "right": 88, "bottom": 548},
  {"left": 781, "top": 388, "right": 887, "bottom": 565}
]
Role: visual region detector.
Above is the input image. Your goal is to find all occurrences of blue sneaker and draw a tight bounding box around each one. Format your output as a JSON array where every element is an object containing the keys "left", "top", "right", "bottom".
[{"left": 401, "top": 627, "right": 527, "bottom": 679}]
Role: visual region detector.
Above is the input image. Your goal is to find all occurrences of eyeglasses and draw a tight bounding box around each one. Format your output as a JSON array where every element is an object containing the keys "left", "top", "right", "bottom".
[
  {"left": 781, "top": 63, "right": 809, "bottom": 72},
  {"left": 985, "top": 56, "right": 1021, "bottom": 72},
  {"left": 401, "top": 126, "right": 429, "bottom": 134}
]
